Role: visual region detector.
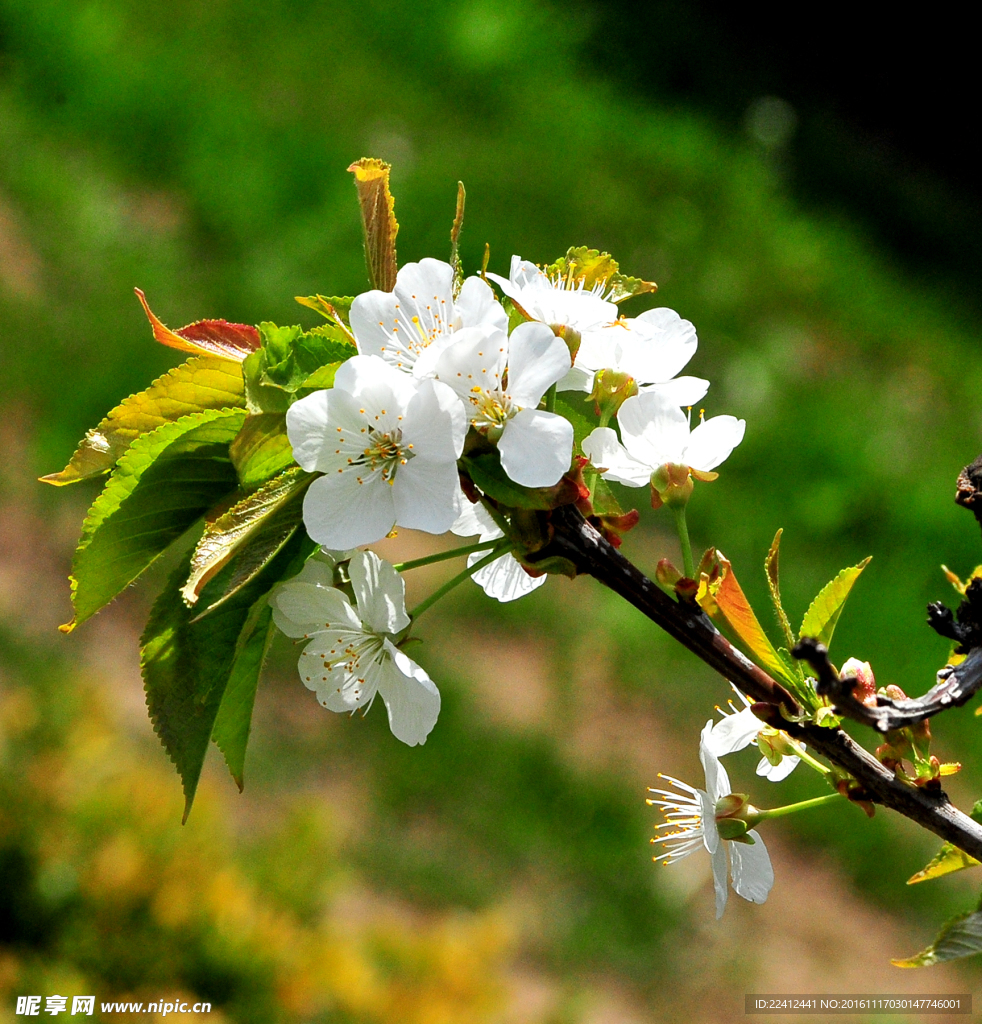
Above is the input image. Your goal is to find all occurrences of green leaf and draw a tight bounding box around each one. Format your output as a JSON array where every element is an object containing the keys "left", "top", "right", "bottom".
[
  {"left": 460, "top": 452, "right": 560, "bottom": 510},
  {"left": 211, "top": 534, "right": 315, "bottom": 790},
  {"left": 257, "top": 321, "right": 356, "bottom": 393},
  {"left": 545, "top": 246, "right": 657, "bottom": 303},
  {"left": 41, "top": 357, "right": 244, "bottom": 486},
  {"left": 348, "top": 157, "right": 399, "bottom": 291},
  {"left": 65, "top": 409, "right": 245, "bottom": 631},
  {"left": 908, "top": 843, "right": 981, "bottom": 885},
  {"left": 799, "top": 556, "right": 872, "bottom": 649},
  {"left": 141, "top": 530, "right": 309, "bottom": 818},
  {"left": 892, "top": 909, "right": 982, "bottom": 967},
  {"left": 592, "top": 477, "right": 623, "bottom": 516},
  {"left": 298, "top": 362, "right": 343, "bottom": 392},
  {"left": 243, "top": 350, "right": 291, "bottom": 413},
  {"left": 230, "top": 413, "right": 295, "bottom": 490},
  {"left": 555, "top": 394, "right": 596, "bottom": 457},
  {"left": 294, "top": 294, "right": 355, "bottom": 325},
  {"left": 182, "top": 466, "right": 312, "bottom": 607}
]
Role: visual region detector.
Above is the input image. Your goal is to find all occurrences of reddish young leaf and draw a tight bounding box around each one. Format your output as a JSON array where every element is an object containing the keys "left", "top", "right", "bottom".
[{"left": 135, "top": 288, "right": 260, "bottom": 362}]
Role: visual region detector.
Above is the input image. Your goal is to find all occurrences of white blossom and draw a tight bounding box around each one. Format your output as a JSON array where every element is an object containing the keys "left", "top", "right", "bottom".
[
  {"left": 487, "top": 255, "right": 618, "bottom": 334},
  {"left": 648, "top": 721, "right": 774, "bottom": 919},
  {"left": 350, "top": 258, "right": 507, "bottom": 378},
  {"left": 709, "top": 688, "right": 802, "bottom": 782},
  {"left": 567, "top": 307, "right": 709, "bottom": 405},
  {"left": 270, "top": 550, "right": 440, "bottom": 746},
  {"left": 582, "top": 391, "right": 745, "bottom": 487},
  {"left": 450, "top": 497, "right": 546, "bottom": 602},
  {"left": 287, "top": 355, "right": 466, "bottom": 549},
  {"left": 434, "top": 321, "right": 574, "bottom": 487}
]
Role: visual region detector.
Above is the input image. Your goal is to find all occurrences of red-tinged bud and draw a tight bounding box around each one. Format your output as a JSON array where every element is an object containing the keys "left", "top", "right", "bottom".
[
  {"left": 656, "top": 558, "right": 682, "bottom": 589},
  {"left": 593, "top": 509, "right": 640, "bottom": 548},
  {"left": 834, "top": 778, "right": 875, "bottom": 817},
  {"left": 756, "top": 726, "right": 796, "bottom": 765},
  {"left": 588, "top": 368, "right": 638, "bottom": 423},
  {"left": 650, "top": 462, "right": 693, "bottom": 510},
  {"left": 883, "top": 684, "right": 908, "bottom": 700},
  {"left": 839, "top": 658, "right": 876, "bottom": 707}
]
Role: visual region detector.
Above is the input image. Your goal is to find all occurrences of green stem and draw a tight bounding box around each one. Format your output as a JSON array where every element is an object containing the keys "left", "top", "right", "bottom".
[
  {"left": 784, "top": 737, "right": 831, "bottom": 776},
  {"left": 597, "top": 407, "right": 613, "bottom": 429},
  {"left": 545, "top": 383, "right": 557, "bottom": 413},
  {"left": 671, "top": 504, "right": 695, "bottom": 579},
  {"left": 756, "top": 792, "right": 840, "bottom": 820},
  {"left": 409, "top": 544, "right": 511, "bottom": 620},
  {"left": 393, "top": 539, "right": 499, "bottom": 573}
]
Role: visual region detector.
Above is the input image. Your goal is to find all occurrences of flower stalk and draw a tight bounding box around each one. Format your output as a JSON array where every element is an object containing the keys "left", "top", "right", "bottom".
[{"left": 409, "top": 542, "right": 512, "bottom": 620}]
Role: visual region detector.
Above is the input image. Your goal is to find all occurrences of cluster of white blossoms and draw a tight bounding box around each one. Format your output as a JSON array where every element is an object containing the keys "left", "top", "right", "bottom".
[{"left": 277, "top": 252, "right": 749, "bottom": 746}]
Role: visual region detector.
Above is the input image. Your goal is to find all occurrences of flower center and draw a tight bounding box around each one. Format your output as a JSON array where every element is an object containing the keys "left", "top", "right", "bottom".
[
  {"left": 467, "top": 387, "right": 516, "bottom": 432},
  {"left": 358, "top": 428, "right": 414, "bottom": 484}
]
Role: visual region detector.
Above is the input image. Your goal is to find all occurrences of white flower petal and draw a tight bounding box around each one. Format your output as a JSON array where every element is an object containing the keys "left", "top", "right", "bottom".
[
  {"left": 556, "top": 364, "right": 595, "bottom": 393},
  {"left": 403, "top": 378, "right": 467, "bottom": 460},
  {"left": 451, "top": 498, "right": 502, "bottom": 540},
  {"left": 455, "top": 275, "right": 509, "bottom": 334},
  {"left": 349, "top": 550, "right": 409, "bottom": 635},
  {"left": 434, "top": 328, "right": 508, "bottom": 403},
  {"left": 617, "top": 391, "right": 689, "bottom": 469},
  {"left": 301, "top": 471, "right": 396, "bottom": 550},
  {"left": 470, "top": 550, "right": 546, "bottom": 602},
  {"left": 378, "top": 642, "right": 441, "bottom": 746},
  {"left": 712, "top": 839, "right": 729, "bottom": 920},
  {"left": 582, "top": 427, "right": 651, "bottom": 487},
  {"left": 334, "top": 354, "right": 418, "bottom": 421},
  {"left": 498, "top": 408, "right": 573, "bottom": 487},
  {"left": 699, "top": 720, "right": 731, "bottom": 804},
  {"left": 728, "top": 830, "right": 774, "bottom": 905},
  {"left": 683, "top": 415, "right": 746, "bottom": 473},
  {"left": 392, "top": 458, "right": 461, "bottom": 535},
  {"left": 506, "top": 321, "right": 571, "bottom": 408},
  {"left": 631, "top": 307, "right": 699, "bottom": 381},
  {"left": 298, "top": 628, "right": 379, "bottom": 707},
  {"left": 756, "top": 755, "right": 801, "bottom": 782},
  {"left": 640, "top": 376, "right": 710, "bottom": 407},
  {"left": 271, "top": 581, "right": 359, "bottom": 638},
  {"left": 710, "top": 707, "right": 762, "bottom": 756}
]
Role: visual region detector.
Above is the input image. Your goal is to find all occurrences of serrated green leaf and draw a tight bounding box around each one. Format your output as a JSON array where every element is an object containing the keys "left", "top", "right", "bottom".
[
  {"left": 799, "top": 556, "right": 872, "bottom": 649},
  {"left": 230, "top": 413, "right": 295, "bottom": 491},
  {"left": 211, "top": 534, "right": 315, "bottom": 790},
  {"left": 764, "top": 528, "right": 798, "bottom": 650},
  {"left": 545, "top": 246, "right": 657, "bottom": 303},
  {"left": 908, "top": 843, "right": 981, "bottom": 885},
  {"left": 182, "top": 466, "right": 312, "bottom": 606},
  {"left": 349, "top": 157, "right": 399, "bottom": 291},
  {"left": 892, "top": 910, "right": 982, "bottom": 967},
  {"left": 592, "top": 477, "right": 623, "bottom": 516},
  {"left": 65, "top": 409, "right": 245, "bottom": 631},
  {"left": 141, "top": 530, "right": 308, "bottom": 818},
  {"left": 294, "top": 294, "right": 355, "bottom": 324},
  {"left": 460, "top": 452, "right": 559, "bottom": 510},
  {"left": 257, "top": 321, "right": 356, "bottom": 393},
  {"left": 243, "top": 350, "right": 291, "bottom": 414},
  {"left": 298, "top": 362, "right": 343, "bottom": 392},
  {"left": 41, "top": 357, "right": 244, "bottom": 486}
]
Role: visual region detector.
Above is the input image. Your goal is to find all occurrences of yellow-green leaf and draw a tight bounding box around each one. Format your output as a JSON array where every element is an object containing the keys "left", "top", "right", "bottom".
[
  {"left": 182, "top": 466, "right": 312, "bottom": 607},
  {"left": 348, "top": 157, "right": 399, "bottom": 291},
  {"left": 908, "top": 843, "right": 981, "bottom": 885},
  {"left": 892, "top": 910, "right": 982, "bottom": 968},
  {"left": 41, "top": 357, "right": 244, "bottom": 486},
  {"left": 764, "top": 528, "right": 797, "bottom": 650},
  {"left": 799, "top": 557, "right": 872, "bottom": 649},
  {"left": 230, "top": 413, "right": 295, "bottom": 491},
  {"left": 294, "top": 294, "right": 354, "bottom": 325}
]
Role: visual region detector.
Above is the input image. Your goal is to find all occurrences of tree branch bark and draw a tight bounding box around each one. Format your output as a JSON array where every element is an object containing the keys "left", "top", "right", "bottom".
[{"left": 532, "top": 504, "right": 982, "bottom": 860}]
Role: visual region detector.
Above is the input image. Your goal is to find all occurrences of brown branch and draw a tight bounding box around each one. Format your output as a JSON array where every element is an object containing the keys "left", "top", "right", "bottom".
[{"left": 531, "top": 504, "right": 982, "bottom": 861}]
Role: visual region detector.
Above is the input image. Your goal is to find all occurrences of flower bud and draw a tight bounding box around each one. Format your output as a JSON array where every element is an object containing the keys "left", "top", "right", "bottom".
[
  {"left": 755, "top": 726, "right": 796, "bottom": 766},
  {"left": 650, "top": 462, "right": 693, "bottom": 510},
  {"left": 839, "top": 657, "right": 876, "bottom": 707},
  {"left": 550, "top": 322, "right": 582, "bottom": 362},
  {"left": 588, "top": 368, "right": 638, "bottom": 423},
  {"left": 714, "top": 792, "right": 763, "bottom": 833}
]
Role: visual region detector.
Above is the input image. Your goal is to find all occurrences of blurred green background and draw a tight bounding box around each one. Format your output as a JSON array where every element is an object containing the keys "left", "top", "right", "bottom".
[{"left": 2, "top": 2, "right": 982, "bottom": 1021}]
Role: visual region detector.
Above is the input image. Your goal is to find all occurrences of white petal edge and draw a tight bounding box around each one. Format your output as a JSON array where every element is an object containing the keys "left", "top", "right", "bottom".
[
  {"left": 728, "top": 830, "right": 774, "bottom": 905},
  {"left": 498, "top": 408, "right": 573, "bottom": 487},
  {"left": 377, "top": 642, "right": 441, "bottom": 746},
  {"left": 349, "top": 550, "right": 410, "bottom": 635}
]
